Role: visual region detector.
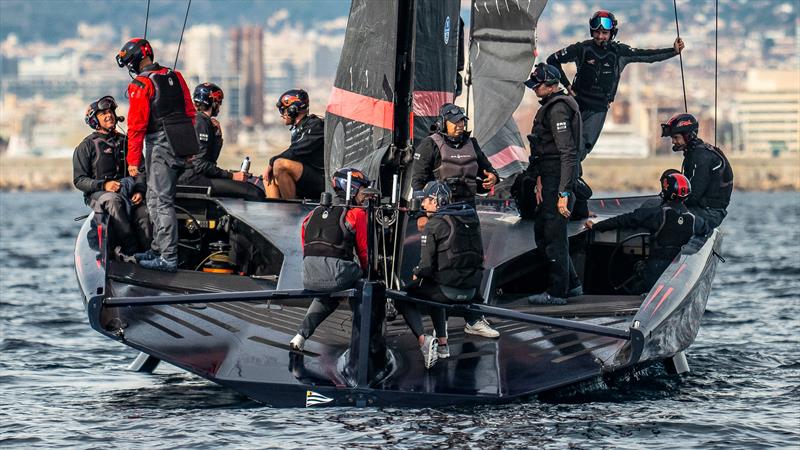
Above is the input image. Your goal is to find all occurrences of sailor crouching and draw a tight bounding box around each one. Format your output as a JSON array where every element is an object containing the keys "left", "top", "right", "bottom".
[
  {"left": 73, "top": 95, "right": 151, "bottom": 258},
  {"left": 396, "top": 181, "right": 499, "bottom": 370},
  {"left": 288, "top": 168, "right": 371, "bottom": 352},
  {"left": 585, "top": 173, "right": 710, "bottom": 292}
]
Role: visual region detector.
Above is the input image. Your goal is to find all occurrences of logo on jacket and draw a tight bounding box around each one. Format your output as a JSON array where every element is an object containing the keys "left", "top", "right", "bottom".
[
  {"left": 322, "top": 211, "right": 329, "bottom": 219},
  {"left": 587, "top": 59, "right": 596, "bottom": 65},
  {"left": 677, "top": 216, "right": 684, "bottom": 225},
  {"left": 444, "top": 16, "right": 451, "bottom": 44},
  {"left": 305, "top": 390, "right": 333, "bottom": 407}
]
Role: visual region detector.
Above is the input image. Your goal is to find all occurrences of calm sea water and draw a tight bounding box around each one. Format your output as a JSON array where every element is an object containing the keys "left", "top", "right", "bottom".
[{"left": 1, "top": 191, "right": 798, "bottom": 449}]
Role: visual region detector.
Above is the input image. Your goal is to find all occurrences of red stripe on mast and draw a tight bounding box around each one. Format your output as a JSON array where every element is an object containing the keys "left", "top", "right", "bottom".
[{"left": 327, "top": 87, "right": 394, "bottom": 130}]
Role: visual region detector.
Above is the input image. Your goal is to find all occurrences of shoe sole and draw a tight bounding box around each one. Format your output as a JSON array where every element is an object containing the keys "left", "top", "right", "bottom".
[
  {"left": 464, "top": 328, "right": 500, "bottom": 339},
  {"left": 424, "top": 339, "right": 438, "bottom": 369}
]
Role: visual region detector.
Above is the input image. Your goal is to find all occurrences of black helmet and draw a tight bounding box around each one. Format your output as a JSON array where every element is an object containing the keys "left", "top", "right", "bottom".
[
  {"left": 589, "top": 10, "right": 618, "bottom": 40},
  {"left": 415, "top": 180, "right": 453, "bottom": 207},
  {"left": 332, "top": 167, "right": 371, "bottom": 199},
  {"left": 85, "top": 95, "right": 118, "bottom": 130},
  {"left": 193, "top": 82, "right": 224, "bottom": 115},
  {"left": 524, "top": 63, "right": 561, "bottom": 90},
  {"left": 116, "top": 38, "right": 154, "bottom": 75},
  {"left": 661, "top": 172, "right": 692, "bottom": 201},
  {"left": 661, "top": 113, "right": 699, "bottom": 138},
  {"left": 276, "top": 89, "right": 309, "bottom": 119},
  {"left": 433, "top": 103, "right": 467, "bottom": 133}
]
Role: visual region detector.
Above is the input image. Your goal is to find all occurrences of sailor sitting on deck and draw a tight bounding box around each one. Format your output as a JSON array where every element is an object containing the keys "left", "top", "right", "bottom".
[
  {"left": 289, "top": 168, "right": 370, "bottom": 351},
  {"left": 263, "top": 89, "right": 326, "bottom": 200},
  {"left": 73, "top": 96, "right": 151, "bottom": 259},
  {"left": 585, "top": 173, "right": 710, "bottom": 293},
  {"left": 395, "top": 181, "right": 499, "bottom": 370},
  {"left": 178, "top": 82, "right": 265, "bottom": 201}
]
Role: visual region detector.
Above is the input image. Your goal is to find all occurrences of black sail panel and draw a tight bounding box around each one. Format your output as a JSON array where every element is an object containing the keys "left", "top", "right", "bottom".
[
  {"left": 470, "top": 0, "right": 547, "bottom": 177},
  {"left": 412, "top": 0, "right": 461, "bottom": 143},
  {"left": 325, "top": 0, "right": 399, "bottom": 185}
]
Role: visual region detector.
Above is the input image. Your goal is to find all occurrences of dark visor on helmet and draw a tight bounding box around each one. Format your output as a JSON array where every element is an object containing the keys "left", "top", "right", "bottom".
[
  {"left": 590, "top": 16, "right": 614, "bottom": 31},
  {"left": 96, "top": 96, "right": 117, "bottom": 111}
]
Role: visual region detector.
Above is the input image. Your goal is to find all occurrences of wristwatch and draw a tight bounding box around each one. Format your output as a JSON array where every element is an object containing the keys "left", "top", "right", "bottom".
[{"left": 558, "top": 191, "right": 570, "bottom": 198}]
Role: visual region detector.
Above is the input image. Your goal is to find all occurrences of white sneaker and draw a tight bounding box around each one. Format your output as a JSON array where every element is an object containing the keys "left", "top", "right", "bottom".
[
  {"left": 420, "top": 335, "right": 439, "bottom": 369},
  {"left": 437, "top": 343, "right": 450, "bottom": 359},
  {"left": 464, "top": 317, "right": 500, "bottom": 338},
  {"left": 289, "top": 334, "right": 305, "bottom": 351}
]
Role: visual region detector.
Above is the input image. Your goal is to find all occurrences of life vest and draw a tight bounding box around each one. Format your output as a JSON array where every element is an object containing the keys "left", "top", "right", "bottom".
[
  {"left": 529, "top": 93, "right": 582, "bottom": 160},
  {"left": 138, "top": 68, "right": 187, "bottom": 133},
  {"left": 572, "top": 43, "right": 620, "bottom": 107},
  {"left": 651, "top": 205, "right": 695, "bottom": 261},
  {"left": 90, "top": 133, "right": 126, "bottom": 180},
  {"left": 430, "top": 133, "right": 479, "bottom": 198},
  {"left": 303, "top": 205, "right": 355, "bottom": 261},
  {"left": 433, "top": 212, "right": 484, "bottom": 289}
]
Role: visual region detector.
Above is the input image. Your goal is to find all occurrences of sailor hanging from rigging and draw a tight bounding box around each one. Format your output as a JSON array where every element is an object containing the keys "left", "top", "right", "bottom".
[
  {"left": 523, "top": 63, "right": 583, "bottom": 306},
  {"left": 661, "top": 113, "right": 733, "bottom": 229},
  {"left": 73, "top": 95, "right": 151, "bottom": 259},
  {"left": 546, "top": 10, "right": 685, "bottom": 219},
  {"left": 289, "top": 168, "right": 371, "bottom": 352},
  {"left": 585, "top": 172, "right": 711, "bottom": 292},
  {"left": 117, "top": 38, "right": 199, "bottom": 272},
  {"left": 395, "top": 181, "right": 500, "bottom": 370},
  {"left": 263, "top": 89, "right": 326, "bottom": 200},
  {"left": 177, "top": 82, "right": 265, "bottom": 201}
]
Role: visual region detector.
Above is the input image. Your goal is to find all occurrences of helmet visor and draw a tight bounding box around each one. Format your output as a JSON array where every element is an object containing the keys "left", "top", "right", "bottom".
[
  {"left": 660, "top": 123, "right": 673, "bottom": 137},
  {"left": 590, "top": 16, "right": 614, "bottom": 31},
  {"left": 96, "top": 96, "right": 117, "bottom": 111}
]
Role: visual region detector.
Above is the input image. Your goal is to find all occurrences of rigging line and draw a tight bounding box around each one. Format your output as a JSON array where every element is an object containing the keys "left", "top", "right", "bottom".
[
  {"left": 143, "top": 0, "right": 151, "bottom": 40},
  {"left": 173, "top": 0, "right": 192, "bottom": 70},
  {"left": 714, "top": 0, "right": 719, "bottom": 147},
  {"left": 672, "top": 0, "right": 688, "bottom": 113}
]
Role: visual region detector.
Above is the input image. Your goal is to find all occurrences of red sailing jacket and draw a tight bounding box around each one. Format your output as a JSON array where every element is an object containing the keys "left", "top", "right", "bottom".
[{"left": 126, "top": 64, "right": 196, "bottom": 167}]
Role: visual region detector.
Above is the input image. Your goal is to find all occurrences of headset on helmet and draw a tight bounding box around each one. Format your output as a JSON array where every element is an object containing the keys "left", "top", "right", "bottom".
[
  {"left": 332, "top": 167, "right": 371, "bottom": 199},
  {"left": 433, "top": 103, "right": 468, "bottom": 134},
  {"left": 661, "top": 113, "right": 699, "bottom": 140},
  {"left": 524, "top": 63, "right": 561, "bottom": 90},
  {"left": 85, "top": 95, "right": 120, "bottom": 130},
  {"left": 276, "top": 89, "right": 309, "bottom": 119},
  {"left": 116, "top": 38, "right": 154, "bottom": 75},
  {"left": 589, "top": 10, "right": 618, "bottom": 40},
  {"left": 193, "top": 82, "right": 224, "bottom": 116},
  {"left": 661, "top": 172, "right": 692, "bottom": 201},
  {"left": 419, "top": 180, "right": 453, "bottom": 207}
]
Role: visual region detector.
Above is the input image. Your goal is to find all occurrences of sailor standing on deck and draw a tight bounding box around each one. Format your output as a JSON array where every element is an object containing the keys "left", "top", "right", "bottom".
[
  {"left": 73, "top": 95, "right": 151, "bottom": 258},
  {"left": 289, "top": 168, "right": 371, "bottom": 351},
  {"left": 546, "top": 10, "right": 685, "bottom": 218},
  {"left": 396, "top": 181, "right": 499, "bottom": 370},
  {"left": 523, "top": 63, "right": 583, "bottom": 306},
  {"left": 660, "top": 113, "right": 733, "bottom": 229},
  {"left": 116, "top": 38, "right": 198, "bottom": 272},
  {"left": 585, "top": 173, "right": 710, "bottom": 292},
  {"left": 263, "top": 89, "right": 326, "bottom": 200},
  {"left": 178, "top": 82, "right": 265, "bottom": 201}
]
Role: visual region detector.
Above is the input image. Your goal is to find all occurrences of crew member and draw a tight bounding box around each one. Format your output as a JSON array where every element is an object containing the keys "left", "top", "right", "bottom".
[
  {"left": 73, "top": 95, "right": 150, "bottom": 257},
  {"left": 410, "top": 103, "right": 499, "bottom": 207},
  {"left": 547, "top": 10, "right": 685, "bottom": 160},
  {"left": 116, "top": 38, "right": 198, "bottom": 272},
  {"left": 289, "top": 168, "right": 370, "bottom": 351},
  {"left": 661, "top": 113, "right": 733, "bottom": 228},
  {"left": 396, "top": 181, "right": 500, "bottom": 370},
  {"left": 585, "top": 172, "right": 710, "bottom": 292},
  {"left": 264, "top": 89, "right": 325, "bottom": 200},
  {"left": 523, "top": 63, "right": 583, "bottom": 305},
  {"left": 178, "top": 82, "right": 264, "bottom": 201}
]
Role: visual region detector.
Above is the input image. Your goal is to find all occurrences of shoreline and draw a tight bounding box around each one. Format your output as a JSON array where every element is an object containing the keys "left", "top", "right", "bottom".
[{"left": 1, "top": 154, "right": 798, "bottom": 192}]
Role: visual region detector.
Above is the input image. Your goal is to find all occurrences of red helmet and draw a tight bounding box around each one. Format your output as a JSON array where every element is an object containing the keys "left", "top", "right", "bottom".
[
  {"left": 661, "top": 172, "right": 692, "bottom": 201},
  {"left": 589, "top": 10, "right": 618, "bottom": 40},
  {"left": 116, "top": 38, "right": 154, "bottom": 74}
]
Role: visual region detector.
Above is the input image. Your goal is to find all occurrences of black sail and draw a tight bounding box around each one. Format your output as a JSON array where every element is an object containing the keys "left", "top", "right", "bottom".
[
  {"left": 412, "top": 0, "right": 462, "bottom": 143},
  {"left": 470, "top": 0, "right": 547, "bottom": 177},
  {"left": 324, "top": 0, "right": 401, "bottom": 185}
]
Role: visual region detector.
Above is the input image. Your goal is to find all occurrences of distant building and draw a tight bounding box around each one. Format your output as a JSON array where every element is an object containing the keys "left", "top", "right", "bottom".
[
  {"left": 183, "top": 24, "right": 227, "bottom": 80},
  {"left": 230, "top": 26, "right": 264, "bottom": 126},
  {"left": 735, "top": 70, "right": 799, "bottom": 157}
]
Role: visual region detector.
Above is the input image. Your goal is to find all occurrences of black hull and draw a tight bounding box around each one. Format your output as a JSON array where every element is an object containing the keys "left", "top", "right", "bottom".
[{"left": 75, "top": 195, "right": 721, "bottom": 408}]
